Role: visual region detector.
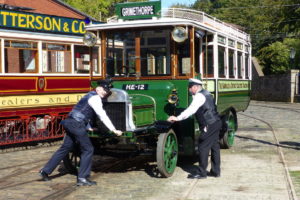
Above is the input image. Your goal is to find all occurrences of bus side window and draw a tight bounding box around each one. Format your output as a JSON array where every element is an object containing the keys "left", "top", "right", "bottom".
[
  {"left": 178, "top": 39, "right": 191, "bottom": 75},
  {"left": 202, "top": 45, "right": 214, "bottom": 77}
]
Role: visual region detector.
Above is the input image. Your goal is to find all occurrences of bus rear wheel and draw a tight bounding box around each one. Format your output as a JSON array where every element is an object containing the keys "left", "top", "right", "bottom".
[
  {"left": 156, "top": 129, "right": 178, "bottom": 178},
  {"left": 63, "top": 146, "right": 80, "bottom": 175},
  {"left": 220, "top": 111, "right": 237, "bottom": 149}
]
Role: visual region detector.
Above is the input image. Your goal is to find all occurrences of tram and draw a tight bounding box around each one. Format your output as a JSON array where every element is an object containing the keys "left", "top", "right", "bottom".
[
  {"left": 0, "top": 6, "right": 101, "bottom": 146},
  {"left": 63, "top": 1, "right": 251, "bottom": 177}
]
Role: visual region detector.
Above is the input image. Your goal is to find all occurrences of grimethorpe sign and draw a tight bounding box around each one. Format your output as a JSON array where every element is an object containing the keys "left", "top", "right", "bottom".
[{"left": 115, "top": 1, "right": 161, "bottom": 20}]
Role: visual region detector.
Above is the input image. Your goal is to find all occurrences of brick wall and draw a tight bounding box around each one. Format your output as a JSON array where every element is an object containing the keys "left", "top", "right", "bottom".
[{"left": 1, "top": 0, "right": 86, "bottom": 19}]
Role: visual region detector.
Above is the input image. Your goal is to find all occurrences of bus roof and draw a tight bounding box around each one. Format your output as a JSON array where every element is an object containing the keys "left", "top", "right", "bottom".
[{"left": 85, "top": 8, "right": 250, "bottom": 43}]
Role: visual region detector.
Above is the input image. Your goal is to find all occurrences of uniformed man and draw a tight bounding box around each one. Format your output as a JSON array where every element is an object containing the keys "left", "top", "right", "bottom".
[
  {"left": 39, "top": 80, "right": 123, "bottom": 186},
  {"left": 167, "top": 78, "right": 221, "bottom": 179}
]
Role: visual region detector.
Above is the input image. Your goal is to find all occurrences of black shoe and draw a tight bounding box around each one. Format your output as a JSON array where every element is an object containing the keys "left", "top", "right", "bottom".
[
  {"left": 39, "top": 170, "right": 51, "bottom": 181},
  {"left": 77, "top": 178, "right": 97, "bottom": 186},
  {"left": 187, "top": 173, "right": 207, "bottom": 179},
  {"left": 207, "top": 171, "right": 220, "bottom": 177}
]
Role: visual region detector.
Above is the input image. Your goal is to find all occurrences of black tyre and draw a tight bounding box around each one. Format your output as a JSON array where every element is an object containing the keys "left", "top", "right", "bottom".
[
  {"left": 156, "top": 129, "right": 178, "bottom": 178},
  {"left": 63, "top": 146, "right": 80, "bottom": 175},
  {"left": 219, "top": 111, "right": 237, "bottom": 149}
]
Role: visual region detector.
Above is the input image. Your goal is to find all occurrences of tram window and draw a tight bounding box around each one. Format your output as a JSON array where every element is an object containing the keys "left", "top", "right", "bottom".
[
  {"left": 228, "top": 49, "right": 235, "bottom": 78},
  {"left": 106, "top": 31, "right": 136, "bottom": 77},
  {"left": 237, "top": 52, "right": 243, "bottom": 78},
  {"left": 140, "top": 30, "right": 170, "bottom": 76},
  {"left": 42, "top": 43, "right": 71, "bottom": 73},
  {"left": 245, "top": 54, "right": 249, "bottom": 79},
  {"left": 178, "top": 39, "right": 191, "bottom": 75},
  {"left": 74, "top": 46, "right": 99, "bottom": 74},
  {"left": 202, "top": 45, "right": 213, "bottom": 77},
  {"left": 218, "top": 46, "right": 225, "bottom": 78},
  {"left": 4, "top": 40, "right": 38, "bottom": 73}
]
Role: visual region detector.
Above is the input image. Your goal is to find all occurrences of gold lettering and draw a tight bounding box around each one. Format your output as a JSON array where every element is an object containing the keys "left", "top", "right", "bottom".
[
  {"left": 27, "top": 15, "right": 35, "bottom": 29},
  {"left": 1, "top": 11, "right": 9, "bottom": 26},
  {"left": 35, "top": 16, "right": 43, "bottom": 30},
  {"left": 7, "top": 100, "right": 14, "bottom": 105},
  {"left": 0, "top": 94, "right": 84, "bottom": 109},
  {"left": 77, "top": 95, "right": 83, "bottom": 101},
  {"left": 64, "top": 96, "right": 70, "bottom": 103},
  {"left": 27, "top": 99, "right": 32, "bottom": 104},
  {"left": 79, "top": 21, "right": 85, "bottom": 34},
  {"left": 52, "top": 18, "right": 61, "bottom": 31},
  {"left": 1, "top": 100, "right": 6, "bottom": 105},
  {"left": 44, "top": 17, "right": 52, "bottom": 31},
  {"left": 71, "top": 21, "right": 79, "bottom": 33},
  {"left": 18, "top": 14, "right": 27, "bottom": 28},
  {"left": 10, "top": 13, "right": 18, "bottom": 26}
]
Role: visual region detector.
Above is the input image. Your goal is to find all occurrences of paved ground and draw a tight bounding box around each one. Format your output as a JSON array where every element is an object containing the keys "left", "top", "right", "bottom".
[{"left": 0, "top": 101, "right": 299, "bottom": 200}]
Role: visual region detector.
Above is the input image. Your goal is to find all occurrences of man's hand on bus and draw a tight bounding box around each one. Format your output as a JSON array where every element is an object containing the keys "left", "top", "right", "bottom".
[
  {"left": 167, "top": 116, "right": 178, "bottom": 122},
  {"left": 113, "top": 129, "right": 123, "bottom": 136}
]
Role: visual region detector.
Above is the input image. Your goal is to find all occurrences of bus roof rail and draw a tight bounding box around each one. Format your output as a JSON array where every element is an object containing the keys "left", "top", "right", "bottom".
[{"left": 161, "top": 8, "right": 250, "bottom": 41}]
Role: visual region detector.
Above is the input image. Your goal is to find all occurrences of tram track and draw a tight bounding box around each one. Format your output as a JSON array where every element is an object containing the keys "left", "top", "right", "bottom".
[
  {"left": 0, "top": 159, "right": 48, "bottom": 171},
  {"left": 238, "top": 112, "right": 297, "bottom": 200},
  {"left": 181, "top": 111, "right": 298, "bottom": 200},
  {"left": 40, "top": 155, "right": 153, "bottom": 200},
  {"left": 251, "top": 103, "right": 300, "bottom": 113},
  {"left": 0, "top": 160, "right": 45, "bottom": 190},
  {"left": 0, "top": 159, "right": 48, "bottom": 183},
  {"left": 0, "top": 154, "right": 151, "bottom": 198}
]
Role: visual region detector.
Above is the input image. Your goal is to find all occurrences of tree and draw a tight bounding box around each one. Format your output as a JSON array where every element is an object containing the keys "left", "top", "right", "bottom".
[
  {"left": 191, "top": 0, "right": 293, "bottom": 52},
  {"left": 257, "top": 41, "right": 290, "bottom": 74},
  {"left": 63, "top": 0, "right": 146, "bottom": 21}
]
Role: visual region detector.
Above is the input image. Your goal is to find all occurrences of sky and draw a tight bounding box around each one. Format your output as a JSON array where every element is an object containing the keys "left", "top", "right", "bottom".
[{"left": 161, "top": 0, "right": 196, "bottom": 8}]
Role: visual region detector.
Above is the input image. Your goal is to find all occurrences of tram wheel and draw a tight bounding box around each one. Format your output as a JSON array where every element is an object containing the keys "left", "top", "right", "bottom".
[
  {"left": 156, "top": 129, "right": 178, "bottom": 178},
  {"left": 220, "top": 111, "right": 237, "bottom": 149},
  {"left": 63, "top": 146, "right": 80, "bottom": 175}
]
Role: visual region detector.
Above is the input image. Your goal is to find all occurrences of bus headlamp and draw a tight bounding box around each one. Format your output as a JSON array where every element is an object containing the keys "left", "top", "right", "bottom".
[
  {"left": 83, "top": 32, "right": 97, "bottom": 47},
  {"left": 168, "top": 89, "right": 179, "bottom": 104}
]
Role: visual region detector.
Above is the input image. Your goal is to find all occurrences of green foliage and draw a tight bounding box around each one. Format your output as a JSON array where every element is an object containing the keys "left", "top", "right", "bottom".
[
  {"left": 283, "top": 38, "right": 300, "bottom": 69},
  {"left": 62, "top": 0, "right": 146, "bottom": 21},
  {"left": 257, "top": 41, "right": 290, "bottom": 74},
  {"left": 170, "top": 3, "right": 190, "bottom": 9},
  {"left": 192, "top": 0, "right": 300, "bottom": 74}
]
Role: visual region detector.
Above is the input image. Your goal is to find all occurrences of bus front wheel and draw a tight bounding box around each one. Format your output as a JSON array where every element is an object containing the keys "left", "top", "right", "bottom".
[{"left": 156, "top": 129, "right": 178, "bottom": 178}]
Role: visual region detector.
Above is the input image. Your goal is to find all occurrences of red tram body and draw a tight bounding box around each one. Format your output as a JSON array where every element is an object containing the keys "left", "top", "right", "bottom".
[{"left": 0, "top": 1, "right": 100, "bottom": 145}]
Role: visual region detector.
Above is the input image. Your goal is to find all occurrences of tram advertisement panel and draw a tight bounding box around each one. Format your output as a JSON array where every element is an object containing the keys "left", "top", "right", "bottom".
[
  {"left": 0, "top": 9, "right": 87, "bottom": 35},
  {"left": 0, "top": 93, "right": 85, "bottom": 109}
]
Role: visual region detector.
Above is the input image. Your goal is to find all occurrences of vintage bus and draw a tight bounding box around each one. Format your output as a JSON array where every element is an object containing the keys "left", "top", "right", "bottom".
[{"left": 63, "top": 1, "right": 252, "bottom": 177}]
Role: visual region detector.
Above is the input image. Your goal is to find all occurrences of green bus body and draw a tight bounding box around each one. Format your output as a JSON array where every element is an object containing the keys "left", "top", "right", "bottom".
[
  {"left": 72, "top": 1, "right": 252, "bottom": 177},
  {"left": 89, "top": 78, "right": 250, "bottom": 156}
]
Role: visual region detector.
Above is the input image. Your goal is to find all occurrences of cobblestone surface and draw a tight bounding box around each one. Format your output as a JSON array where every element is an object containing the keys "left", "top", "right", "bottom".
[{"left": 0, "top": 101, "right": 299, "bottom": 200}]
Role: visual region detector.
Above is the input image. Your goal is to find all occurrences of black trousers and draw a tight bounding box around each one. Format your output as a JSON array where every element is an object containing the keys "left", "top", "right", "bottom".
[
  {"left": 42, "top": 118, "right": 94, "bottom": 179},
  {"left": 197, "top": 120, "right": 222, "bottom": 176}
]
